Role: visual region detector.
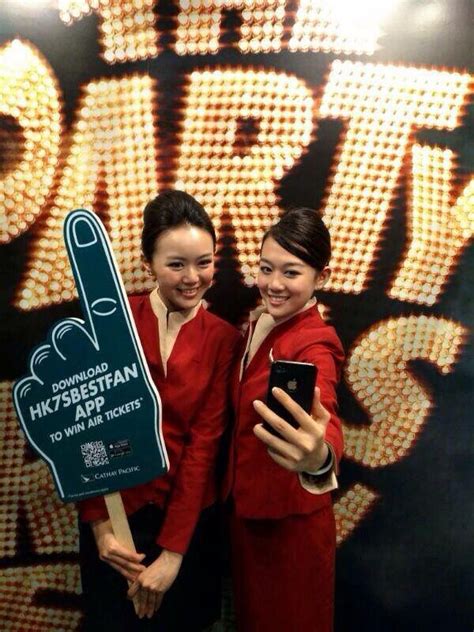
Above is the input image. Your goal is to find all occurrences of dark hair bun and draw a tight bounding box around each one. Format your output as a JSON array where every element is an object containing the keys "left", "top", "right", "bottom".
[
  {"left": 263, "top": 207, "right": 331, "bottom": 272},
  {"left": 141, "top": 190, "right": 216, "bottom": 262}
]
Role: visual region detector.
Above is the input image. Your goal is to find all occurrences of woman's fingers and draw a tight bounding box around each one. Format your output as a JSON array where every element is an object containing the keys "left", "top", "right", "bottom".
[
  {"left": 253, "top": 387, "right": 330, "bottom": 437},
  {"left": 99, "top": 539, "right": 146, "bottom": 578},
  {"left": 104, "top": 552, "right": 146, "bottom": 575},
  {"left": 253, "top": 422, "right": 302, "bottom": 463},
  {"left": 146, "top": 590, "right": 162, "bottom": 618},
  {"left": 143, "top": 588, "right": 155, "bottom": 619},
  {"left": 308, "top": 387, "right": 331, "bottom": 429},
  {"left": 106, "top": 559, "right": 142, "bottom": 582},
  {"left": 127, "top": 582, "right": 164, "bottom": 619},
  {"left": 266, "top": 448, "right": 297, "bottom": 470},
  {"left": 127, "top": 579, "right": 140, "bottom": 599},
  {"left": 105, "top": 542, "right": 145, "bottom": 564},
  {"left": 253, "top": 387, "right": 333, "bottom": 472},
  {"left": 267, "top": 388, "right": 309, "bottom": 426},
  {"left": 131, "top": 585, "right": 150, "bottom": 619},
  {"left": 271, "top": 386, "right": 330, "bottom": 431},
  {"left": 137, "top": 588, "right": 149, "bottom": 619},
  {"left": 252, "top": 399, "right": 302, "bottom": 442}
]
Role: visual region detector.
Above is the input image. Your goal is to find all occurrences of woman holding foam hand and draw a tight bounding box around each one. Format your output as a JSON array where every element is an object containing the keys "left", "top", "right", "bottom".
[
  {"left": 78, "top": 190, "right": 239, "bottom": 631},
  {"left": 226, "top": 207, "right": 344, "bottom": 632}
]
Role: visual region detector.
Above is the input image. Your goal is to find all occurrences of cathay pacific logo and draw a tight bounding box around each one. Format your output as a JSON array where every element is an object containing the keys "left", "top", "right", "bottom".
[{"left": 80, "top": 465, "right": 140, "bottom": 484}]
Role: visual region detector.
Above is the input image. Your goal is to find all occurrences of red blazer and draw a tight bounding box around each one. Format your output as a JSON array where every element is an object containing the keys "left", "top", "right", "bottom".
[
  {"left": 79, "top": 294, "right": 240, "bottom": 554},
  {"left": 226, "top": 306, "right": 344, "bottom": 519}
]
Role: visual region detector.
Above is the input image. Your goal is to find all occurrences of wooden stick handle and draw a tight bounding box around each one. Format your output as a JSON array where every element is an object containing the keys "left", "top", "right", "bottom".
[{"left": 104, "top": 492, "right": 140, "bottom": 615}]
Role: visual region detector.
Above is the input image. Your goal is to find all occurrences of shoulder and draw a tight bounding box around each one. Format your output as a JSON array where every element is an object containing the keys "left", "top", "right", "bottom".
[
  {"left": 127, "top": 293, "right": 153, "bottom": 322},
  {"left": 278, "top": 309, "right": 344, "bottom": 360},
  {"left": 303, "top": 315, "right": 343, "bottom": 350},
  {"left": 128, "top": 293, "right": 149, "bottom": 309}
]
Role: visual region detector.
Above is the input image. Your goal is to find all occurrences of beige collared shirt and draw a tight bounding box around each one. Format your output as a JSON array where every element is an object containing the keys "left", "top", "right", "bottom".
[
  {"left": 242, "top": 298, "right": 337, "bottom": 495},
  {"left": 149, "top": 288, "right": 202, "bottom": 377}
]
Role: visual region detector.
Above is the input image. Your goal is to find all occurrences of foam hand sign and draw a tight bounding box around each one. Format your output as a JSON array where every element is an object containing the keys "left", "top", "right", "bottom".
[{"left": 13, "top": 209, "right": 169, "bottom": 502}]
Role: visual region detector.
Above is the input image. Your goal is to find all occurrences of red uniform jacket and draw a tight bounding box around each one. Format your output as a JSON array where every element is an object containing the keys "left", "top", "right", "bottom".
[
  {"left": 226, "top": 306, "right": 344, "bottom": 519},
  {"left": 79, "top": 294, "right": 239, "bottom": 554}
]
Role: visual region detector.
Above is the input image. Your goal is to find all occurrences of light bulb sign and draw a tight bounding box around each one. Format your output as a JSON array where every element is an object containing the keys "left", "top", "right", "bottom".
[{"left": 12, "top": 209, "right": 169, "bottom": 502}]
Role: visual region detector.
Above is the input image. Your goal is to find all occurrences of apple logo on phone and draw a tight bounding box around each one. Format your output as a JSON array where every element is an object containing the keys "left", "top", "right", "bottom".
[{"left": 287, "top": 379, "right": 297, "bottom": 392}]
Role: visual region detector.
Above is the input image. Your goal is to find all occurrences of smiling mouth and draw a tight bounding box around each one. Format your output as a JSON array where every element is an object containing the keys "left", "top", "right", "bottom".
[
  {"left": 178, "top": 287, "right": 200, "bottom": 297},
  {"left": 267, "top": 294, "right": 288, "bottom": 305}
]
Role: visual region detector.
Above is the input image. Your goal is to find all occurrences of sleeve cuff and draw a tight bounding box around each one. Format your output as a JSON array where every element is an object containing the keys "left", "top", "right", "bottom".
[
  {"left": 298, "top": 444, "right": 338, "bottom": 495},
  {"left": 298, "top": 469, "right": 338, "bottom": 495}
]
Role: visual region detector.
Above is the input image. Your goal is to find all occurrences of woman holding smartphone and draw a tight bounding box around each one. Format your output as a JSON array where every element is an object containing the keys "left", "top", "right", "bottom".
[
  {"left": 78, "top": 190, "right": 239, "bottom": 631},
  {"left": 226, "top": 207, "right": 344, "bottom": 632}
]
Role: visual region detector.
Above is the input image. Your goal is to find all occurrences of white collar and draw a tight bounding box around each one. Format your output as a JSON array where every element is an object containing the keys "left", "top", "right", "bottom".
[{"left": 149, "top": 288, "right": 202, "bottom": 375}]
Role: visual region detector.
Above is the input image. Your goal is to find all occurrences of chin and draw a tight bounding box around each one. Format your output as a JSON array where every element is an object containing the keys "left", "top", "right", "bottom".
[
  {"left": 176, "top": 293, "right": 204, "bottom": 308},
  {"left": 266, "top": 305, "right": 289, "bottom": 319}
]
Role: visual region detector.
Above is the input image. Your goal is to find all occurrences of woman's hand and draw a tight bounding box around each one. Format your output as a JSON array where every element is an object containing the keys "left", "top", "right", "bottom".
[
  {"left": 253, "top": 386, "right": 331, "bottom": 473},
  {"left": 127, "top": 548, "right": 183, "bottom": 619},
  {"left": 91, "top": 519, "right": 146, "bottom": 582}
]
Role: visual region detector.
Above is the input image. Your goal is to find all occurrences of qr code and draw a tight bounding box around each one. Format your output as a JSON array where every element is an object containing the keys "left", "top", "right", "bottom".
[{"left": 81, "top": 441, "right": 109, "bottom": 468}]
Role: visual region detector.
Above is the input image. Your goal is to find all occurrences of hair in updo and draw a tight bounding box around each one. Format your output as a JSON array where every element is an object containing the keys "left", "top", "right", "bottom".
[
  {"left": 262, "top": 207, "right": 331, "bottom": 272},
  {"left": 141, "top": 190, "right": 216, "bottom": 262}
]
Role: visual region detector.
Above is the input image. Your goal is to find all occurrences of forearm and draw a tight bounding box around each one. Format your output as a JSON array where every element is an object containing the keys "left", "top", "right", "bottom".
[{"left": 91, "top": 517, "right": 113, "bottom": 543}]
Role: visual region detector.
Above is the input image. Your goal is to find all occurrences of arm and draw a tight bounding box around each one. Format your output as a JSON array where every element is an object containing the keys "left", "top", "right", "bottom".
[
  {"left": 253, "top": 332, "right": 344, "bottom": 494},
  {"left": 89, "top": 517, "right": 147, "bottom": 581},
  {"left": 126, "top": 331, "right": 238, "bottom": 618}
]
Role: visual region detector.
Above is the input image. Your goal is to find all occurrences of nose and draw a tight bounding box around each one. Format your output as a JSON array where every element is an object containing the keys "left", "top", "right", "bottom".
[
  {"left": 183, "top": 265, "right": 199, "bottom": 284},
  {"left": 268, "top": 272, "right": 285, "bottom": 292}
]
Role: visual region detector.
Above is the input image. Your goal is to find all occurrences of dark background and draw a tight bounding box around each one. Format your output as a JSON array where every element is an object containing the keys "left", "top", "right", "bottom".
[{"left": 1, "top": 1, "right": 473, "bottom": 630}]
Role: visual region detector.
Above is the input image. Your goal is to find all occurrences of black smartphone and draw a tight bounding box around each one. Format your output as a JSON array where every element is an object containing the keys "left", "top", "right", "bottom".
[{"left": 264, "top": 360, "right": 317, "bottom": 436}]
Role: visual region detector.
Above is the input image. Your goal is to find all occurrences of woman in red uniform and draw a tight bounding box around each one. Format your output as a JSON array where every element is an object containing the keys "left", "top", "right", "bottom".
[
  {"left": 78, "top": 190, "right": 239, "bottom": 631},
  {"left": 227, "top": 207, "right": 344, "bottom": 632}
]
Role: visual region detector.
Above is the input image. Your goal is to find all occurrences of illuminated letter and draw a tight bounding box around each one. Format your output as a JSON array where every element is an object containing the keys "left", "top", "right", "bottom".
[
  {"left": 389, "top": 144, "right": 474, "bottom": 305},
  {"left": 58, "top": 0, "right": 158, "bottom": 63},
  {"left": 334, "top": 484, "right": 379, "bottom": 545},
  {"left": 319, "top": 61, "right": 471, "bottom": 294},
  {"left": 15, "top": 75, "right": 158, "bottom": 310},
  {"left": 289, "top": 0, "right": 395, "bottom": 56},
  {"left": 0, "top": 564, "right": 81, "bottom": 630},
  {"left": 175, "top": 67, "right": 315, "bottom": 276},
  {"left": 175, "top": 0, "right": 286, "bottom": 55},
  {"left": 0, "top": 383, "right": 78, "bottom": 556},
  {"left": 343, "top": 316, "right": 467, "bottom": 467},
  {"left": 0, "top": 40, "right": 62, "bottom": 244}
]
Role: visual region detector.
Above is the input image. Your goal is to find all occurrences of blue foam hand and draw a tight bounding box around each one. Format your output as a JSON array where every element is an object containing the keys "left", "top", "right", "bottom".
[{"left": 13, "top": 209, "right": 169, "bottom": 502}]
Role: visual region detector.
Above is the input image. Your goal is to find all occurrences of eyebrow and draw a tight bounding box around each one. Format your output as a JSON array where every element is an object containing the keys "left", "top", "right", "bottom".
[
  {"left": 165, "top": 253, "right": 213, "bottom": 261},
  {"left": 260, "top": 258, "right": 305, "bottom": 268}
]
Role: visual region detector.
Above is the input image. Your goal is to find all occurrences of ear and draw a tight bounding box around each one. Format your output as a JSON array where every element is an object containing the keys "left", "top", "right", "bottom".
[
  {"left": 142, "top": 257, "right": 153, "bottom": 277},
  {"left": 314, "top": 266, "right": 331, "bottom": 291}
]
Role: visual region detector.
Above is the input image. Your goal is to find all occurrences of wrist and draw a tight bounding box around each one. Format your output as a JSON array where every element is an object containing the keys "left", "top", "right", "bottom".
[
  {"left": 91, "top": 518, "right": 113, "bottom": 542},
  {"left": 304, "top": 445, "right": 333, "bottom": 477},
  {"left": 162, "top": 548, "right": 183, "bottom": 561}
]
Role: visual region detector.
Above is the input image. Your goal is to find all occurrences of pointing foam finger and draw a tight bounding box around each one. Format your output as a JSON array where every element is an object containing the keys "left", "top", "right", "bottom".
[{"left": 64, "top": 209, "right": 135, "bottom": 353}]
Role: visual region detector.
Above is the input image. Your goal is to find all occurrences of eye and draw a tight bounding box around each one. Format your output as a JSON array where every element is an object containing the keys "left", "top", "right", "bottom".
[
  {"left": 168, "top": 261, "right": 184, "bottom": 270},
  {"left": 284, "top": 269, "right": 299, "bottom": 278},
  {"left": 259, "top": 265, "right": 272, "bottom": 274},
  {"left": 198, "top": 258, "right": 213, "bottom": 268}
]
